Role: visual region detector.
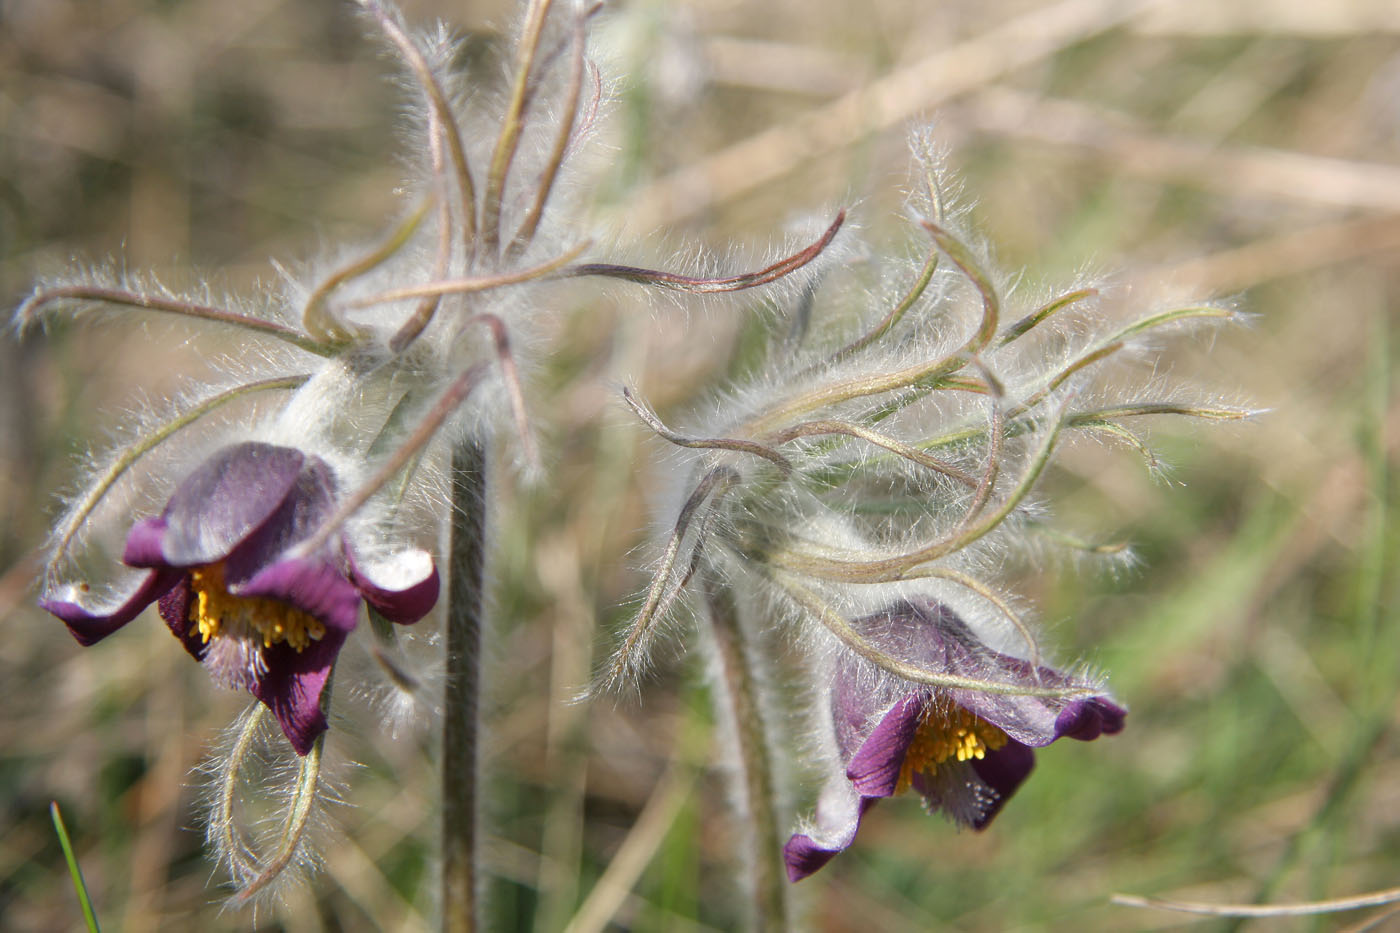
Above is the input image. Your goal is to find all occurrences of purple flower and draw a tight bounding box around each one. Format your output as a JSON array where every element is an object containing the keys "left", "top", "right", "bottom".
[
  {"left": 42, "top": 442, "right": 440, "bottom": 755},
  {"left": 783, "top": 599, "right": 1124, "bottom": 881}
]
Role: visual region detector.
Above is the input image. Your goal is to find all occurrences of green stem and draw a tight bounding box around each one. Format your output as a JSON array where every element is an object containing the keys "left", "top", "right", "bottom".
[
  {"left": 231, "top": 730, "right": 325, "bottom": 904},
  {"left": 443, "top": 439, "right": 488, "bottom": 933},
  {"left": 703, "top": 578, "right": 788, "bottom": 932}
]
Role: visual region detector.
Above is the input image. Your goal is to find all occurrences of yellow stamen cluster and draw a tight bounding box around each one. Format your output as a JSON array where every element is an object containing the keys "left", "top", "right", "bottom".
[
  {"left": 896, "top": 704, "right": 1008, "bottom": 794},
  {"left": 189, "top": 563, "right": 326, "bottom": 651}
]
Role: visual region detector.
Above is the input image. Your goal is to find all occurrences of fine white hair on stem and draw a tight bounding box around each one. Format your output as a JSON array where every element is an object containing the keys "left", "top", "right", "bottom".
[
  {"left": 613, "top": 127, "right": 1248, "bottom": 718},
  {"left": 198, "top": 705, "right": 344, "bottom": 909}
]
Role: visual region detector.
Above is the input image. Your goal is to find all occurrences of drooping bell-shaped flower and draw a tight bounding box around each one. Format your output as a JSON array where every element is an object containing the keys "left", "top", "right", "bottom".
[
  {"left": 42, "top": 441, "right": 439, "bottom": 754},
  {"left": 783, "top": 599, "right": 1124, "bottom": 881}
]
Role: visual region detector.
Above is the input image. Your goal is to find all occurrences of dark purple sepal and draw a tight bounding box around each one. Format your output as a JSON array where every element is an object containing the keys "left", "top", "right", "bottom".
[
  {"left": 346, "top": 548, "right": 440, "bottom": 625},
  {"left": 218, "top": 461, "right": 338, "bottom": 581},
  {"left": 249, "top": 632, "right": 345, "bottom": 756},
  {"left": 783, "top": 796, "right": 878, "bottom": 882},
  {"left": 122, "top": 517, "right": 171, "bottom": 568},
  {"left": 232, "top": 556, "right": 363, "bottom": 636},
  {"left": 41, "top": 568, "right": 182, "bottom": 647},
  {"left": 783, "top": 833, "right": 843, "bottom": 882},
  {"left": 967, "top": 741, "right": 1036, "bottom": 829},
  {"left": 154, "top": 443, "right": 309, "bottom": 567},
  {"left": 855, "top": 600, "right": 1128, "bottom": 749},
  {"left": 846, "top": 695, "right": 922, "bottom": 798},
  {"left": 156, "top": 578, "right": 206, "bottom": 660},
  {"left": 952, "top": 689, "right": 1071, "bottom": 749},
  {"left": 1054, "top": 697, "right": 1127, "bottom": 741}
]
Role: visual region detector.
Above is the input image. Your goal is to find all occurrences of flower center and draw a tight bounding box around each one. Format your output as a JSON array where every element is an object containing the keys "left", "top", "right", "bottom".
[
  {"left": 188, "top": 563, "right": 326, "bottom": 652},
  {"left": 897, "top": 704, "right": 1008, "bottom": 794}
]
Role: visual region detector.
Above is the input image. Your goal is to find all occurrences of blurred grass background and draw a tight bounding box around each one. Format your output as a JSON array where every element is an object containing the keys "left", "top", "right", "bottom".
[{"left": 3, "top": 0, "right": 1400, "bottom": 929}]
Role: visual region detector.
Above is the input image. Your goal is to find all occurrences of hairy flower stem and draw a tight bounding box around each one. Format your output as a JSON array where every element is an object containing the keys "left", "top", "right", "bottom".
[
  {"left": 443, "top": 439, "right": 487, "bottom": 933},
  {"left": 231, "top": 730, "right": 325, "bottom": 904},
  {"left": 703, "top": 578, "right": 788, "bottom": 932}
]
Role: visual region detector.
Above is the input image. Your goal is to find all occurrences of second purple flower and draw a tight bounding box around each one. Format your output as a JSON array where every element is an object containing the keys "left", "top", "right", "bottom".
[
  {"left": 784, "top": 599, "right": 1125, "bottom": 881},
  {"left": 42, "top": 441, "right": 440, "bottom": 754}
]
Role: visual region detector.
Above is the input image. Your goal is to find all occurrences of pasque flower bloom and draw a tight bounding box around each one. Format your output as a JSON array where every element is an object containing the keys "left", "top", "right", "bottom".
[
  {"left": 783, "top": 599, "right": 1124, "bottom": 881},
  {"left": 41, "top": 441, "right": 439, "bottom": 754},
  {"left": 603, "top": 139, "right": 1241, "bottom": 907}
]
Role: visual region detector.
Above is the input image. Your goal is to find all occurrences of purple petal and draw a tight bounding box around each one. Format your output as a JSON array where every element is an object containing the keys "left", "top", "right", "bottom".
[
  {"left": 249, "top": 630, "right": 346, "bottom": 755},
  {"left": 783, "top": 833, "right": 840, "bottom": 882},
  {"left": 968, "top": 742, "right": 1036, "bottom": 829},
  {"left": 41, "top": 569, "right": 182, "bottom": 647},
  {"left": 845, "top": 695, "right": 922, "bottom": 798},
  {"left": 155, "top": 577, "right": 206, "bottom": 659},
  {"left": 232, "top": 556, "right": 363, "bottom": 636},
  {"left": 951, "top": 689, "right": 1066, "bottom": 748},
  {"left": 155, "top": 442, "right": 311, "bottom": 566},
  {"left": 219, "top": 455, "right": 339, "bottom": 576},
  {"left": 953, "top": 687, "right": 1127, "bottom": 748},
  {"left": 845, "top": 600, "right": 1126, "bottom": 748},
  {"left": 829, "top": 664, "right": 891, "bottom": 761},
  {"left": 347, "top": 547, "right": 439, "bottom": 625},
  {"left": 122, "top": 517, "right": 170, "bottom": 568},
  {"left": 1054, "top": 697, "right": 1127, "bottom": 741},
  {"left": 783, "top": 788, "right": 878, "bottom": 882}
]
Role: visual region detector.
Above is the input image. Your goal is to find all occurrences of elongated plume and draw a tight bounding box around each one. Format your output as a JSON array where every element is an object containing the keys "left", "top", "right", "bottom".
[
  {"left": 569, "top": 212, "right": 845, "bottom": 293},
  {"left": 18, "top": 286, "right": 332, "bottom": 356}
]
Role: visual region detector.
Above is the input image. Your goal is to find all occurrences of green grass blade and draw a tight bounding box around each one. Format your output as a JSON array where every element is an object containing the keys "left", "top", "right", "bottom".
[{"left": 50, "top": 802, "right": 101, "bottom": 933}]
